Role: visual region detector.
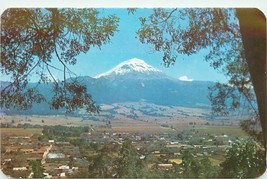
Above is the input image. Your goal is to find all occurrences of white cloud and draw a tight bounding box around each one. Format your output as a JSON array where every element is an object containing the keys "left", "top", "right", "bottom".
[{"left": 178, "top": 75, "right": 193, "bottom": 81}]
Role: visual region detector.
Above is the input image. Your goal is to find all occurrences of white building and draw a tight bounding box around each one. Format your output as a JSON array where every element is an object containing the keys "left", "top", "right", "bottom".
[{"left": 13, "top": 167, "right": 27, "bottom": 171}]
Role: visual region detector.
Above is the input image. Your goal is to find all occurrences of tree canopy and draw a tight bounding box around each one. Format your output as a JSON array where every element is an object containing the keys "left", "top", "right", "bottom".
[
  {"left": 1, "top": 8, "right": 119, "bottom": 113},
  {"left": 220, "top": 138, "right": 265, "bottom": 178},
  {"left": 137, "top": 8, "right": 266, "bottom": 143},
  {"left": 137, "top": 8, "right": 254, "bottom": 115},
  {"left": 117, "top": 138, "right": 144, "bottom": 178}
]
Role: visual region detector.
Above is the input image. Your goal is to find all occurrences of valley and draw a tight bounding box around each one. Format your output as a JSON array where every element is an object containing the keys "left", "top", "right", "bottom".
[
  {"left": 0, "top": 58, "right": 259, "bottom": 178},
  {"left": 0, "top": 112, "right": 246, "bottom": 178}
]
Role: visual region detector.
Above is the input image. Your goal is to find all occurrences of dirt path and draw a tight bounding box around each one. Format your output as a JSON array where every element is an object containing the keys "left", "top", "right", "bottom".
[{"left": 41, "top": 144, "right": 53, "bottom": 165}]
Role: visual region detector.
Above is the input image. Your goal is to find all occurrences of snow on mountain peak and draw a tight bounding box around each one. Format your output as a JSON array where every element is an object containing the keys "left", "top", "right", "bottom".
[{"left": 95, "top": 58, "right": 161, "bottom": 78}]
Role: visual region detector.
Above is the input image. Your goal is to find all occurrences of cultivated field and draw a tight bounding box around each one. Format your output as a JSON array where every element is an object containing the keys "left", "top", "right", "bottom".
[
  {"left": 196, "top": 125, "right": 246, "bottom": 137},
  {"left": 0, "top": 128, "right": 43, "bottom": 136},
  {"left": 0, "top": 114, "right": 245, "bottom": 137},
  {"left": 0, "top": 115, "right": 104, "bottom": 127}
]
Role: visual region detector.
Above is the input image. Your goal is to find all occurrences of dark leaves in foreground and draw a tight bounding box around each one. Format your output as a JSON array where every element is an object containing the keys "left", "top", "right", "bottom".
[
  {"left": 51, "top": 80, "right": 100, "bottom": 114},
  {"left": 1, "top": 8, "right": 119, "bottom": 113}
]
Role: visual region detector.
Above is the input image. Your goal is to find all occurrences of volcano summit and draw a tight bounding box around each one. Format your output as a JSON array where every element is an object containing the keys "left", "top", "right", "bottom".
[{"left": 95, "top": 58, "right": 163, "bottom": 78}]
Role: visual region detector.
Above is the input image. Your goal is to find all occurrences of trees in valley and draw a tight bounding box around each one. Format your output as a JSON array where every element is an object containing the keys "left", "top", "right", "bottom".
[
  {"left": 88, "top": 152, "right": 113, "bottom": 178},
  {"left": 179, "top": 151, "right": 219, "bottom": 178},
  {"left": 30, "top": 160, "right": 44, "bottom": 178},
  {"left": 220, "top": 138, "right": 265, "bottom": 178},
  {"left": 116, "top": 138, "right": 144, "bottom": 178}
]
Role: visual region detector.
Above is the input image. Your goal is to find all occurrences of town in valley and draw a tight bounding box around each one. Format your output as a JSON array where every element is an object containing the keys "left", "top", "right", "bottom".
[{"left": 0, "top": 110, "right": 251, "bottom": 178}]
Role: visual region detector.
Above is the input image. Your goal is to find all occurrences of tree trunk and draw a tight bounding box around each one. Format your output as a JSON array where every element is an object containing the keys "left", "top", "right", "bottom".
[{"left": 236, "top": 9, "right": 266, "bottom": 148}]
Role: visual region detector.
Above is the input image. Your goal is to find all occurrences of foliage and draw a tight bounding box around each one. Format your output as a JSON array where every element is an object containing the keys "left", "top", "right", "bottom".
[
  {"left": 137, "top": 9, "right": 256, "bottom": 115},
  {"left": 137, "top": 8, "right": 261, "bottom": 139},
  {"left": 116, "top": 138, "right": 144, "bottom": 178},
  {"left": 50, "top": 80, "right": 99, "bottom": 113},
  {"left": 220, "top": 138, "right": 265, "bottom": 178},
  {"left": 240, "top": 119, "right": 263, "bottom": 142},
  {"left": 207, "top": 57, "right": 257, "bottom": 116},
  {"left": 138, "top": 9, "right": 240, "bottom": 66},
  {"left": 42, "top": 125, "right": 89, "bottom": 140},
  {"left": 30, "top": 160, "right": 44, "bottom": 178},
  {"left": 180, "top": 151, "right": 219, "bottom": 178},
  {"left": 88, "top": 152, "right": 113, "bottom": 178},
  {"left": 1, "top": 8, "right": 119, "bottom": 113},
  {"left": 69, "top": 167, "right": 90, "bottom": 178}
]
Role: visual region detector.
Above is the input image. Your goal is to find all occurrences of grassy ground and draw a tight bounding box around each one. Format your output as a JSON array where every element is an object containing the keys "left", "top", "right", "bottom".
[
  {"left": 0, "top": 114, "right": 246, "bottom": 137},
  {"left": 0, "top": 128, "right": 43, "bottom": 136},
  {"left": 195, "top": 125, "right": 246, "bottom": 137}
]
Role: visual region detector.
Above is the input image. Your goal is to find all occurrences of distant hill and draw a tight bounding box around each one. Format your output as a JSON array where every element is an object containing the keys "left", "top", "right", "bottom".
[
  {"left": 84, "top": 58, "right": 213, "bottom": 108},
  {"left": 3, "top": 58, "right": 214, "bottom": 116}
]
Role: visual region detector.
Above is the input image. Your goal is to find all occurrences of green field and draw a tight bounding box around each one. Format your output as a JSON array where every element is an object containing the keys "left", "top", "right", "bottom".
[{"left": 195, "top": 125, "right": 245, "bottom": 137}]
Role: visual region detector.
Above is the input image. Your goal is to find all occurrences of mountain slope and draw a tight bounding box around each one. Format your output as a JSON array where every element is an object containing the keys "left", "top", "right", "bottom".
[
  {"left": 84, "top": 58, "right": 212, "bottom": 108},
  {"left": 3, "top": 58, "right": 214, "bottom": 115}
]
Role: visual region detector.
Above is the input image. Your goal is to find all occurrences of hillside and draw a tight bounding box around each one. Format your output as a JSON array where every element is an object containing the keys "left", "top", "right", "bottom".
[{"left": 3, "top": 58, "right": 214, "bottom": 118}]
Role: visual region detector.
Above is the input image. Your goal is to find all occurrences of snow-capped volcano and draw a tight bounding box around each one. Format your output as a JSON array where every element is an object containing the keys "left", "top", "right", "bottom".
[{"left": 95, "top": 58, "right": 162, "bottom": 78}]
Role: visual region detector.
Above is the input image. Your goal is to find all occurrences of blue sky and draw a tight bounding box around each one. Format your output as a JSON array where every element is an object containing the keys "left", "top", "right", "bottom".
[
  {"left": 19, "top": 8, "right": 229, "bottom": 83},
  {"left": 65, "top": 8, "right": 228, "bottom": 82}
]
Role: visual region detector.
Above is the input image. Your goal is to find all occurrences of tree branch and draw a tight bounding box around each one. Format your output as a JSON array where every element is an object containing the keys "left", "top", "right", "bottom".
[
  {"left": 45, "top": 64, "right": 57, "bottom": 83},
  {"left": 159, "top": 8, "right": 177, "bottom": 23},
  {"left": 240, "top": 89, "right": 259, "bottom": 117},
  {"left": 1, "top": 58, "right": 41, "bottom": 92}
]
